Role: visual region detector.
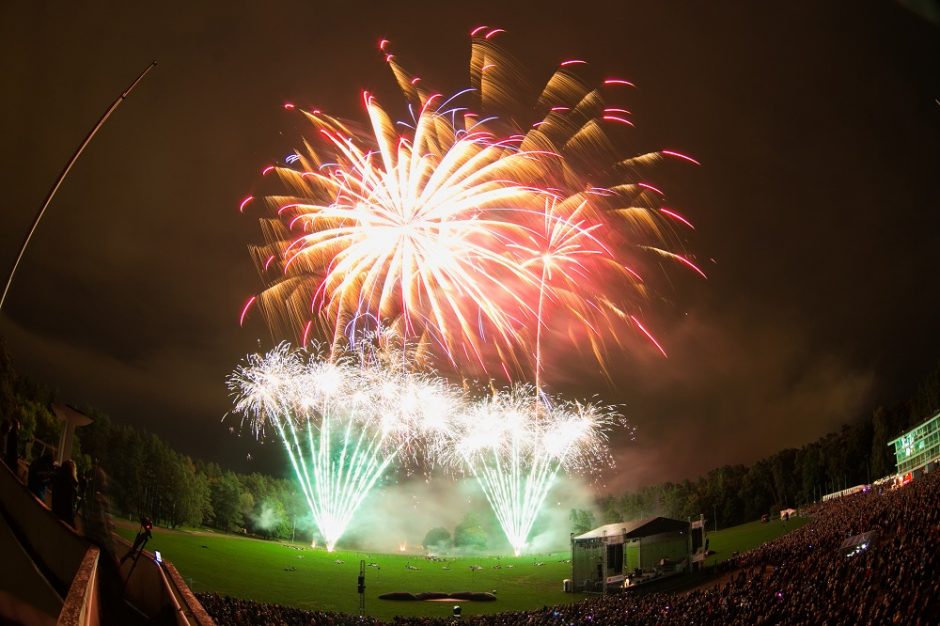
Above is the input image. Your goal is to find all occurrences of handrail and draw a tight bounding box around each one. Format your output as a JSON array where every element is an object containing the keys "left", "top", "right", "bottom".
[
  {"left": 28, "top": 437, "right": 58, "bottom": 459},
  {"left": 154, "top": 563, "right": 189, "bottom": 626}
]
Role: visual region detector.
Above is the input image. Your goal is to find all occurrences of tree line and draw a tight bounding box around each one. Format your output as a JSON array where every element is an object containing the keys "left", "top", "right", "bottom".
[
  {"left": 0, "top": 342, "right": 310, "bottom": 539},
  {"left": 2, "top": 340, "right": 938, "bottom": 539},
  {"left": 578, "top": 361, "right": 940, "bottom": 530}
]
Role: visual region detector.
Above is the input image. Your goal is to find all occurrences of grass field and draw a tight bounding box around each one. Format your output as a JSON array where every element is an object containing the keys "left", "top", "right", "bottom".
[
  {"left": 704, "top": 517, "right": 809, "bottom": 566},
  {"left": 117, "top": 516, "right": 808, "bottom": 621},
  {"left": 116, "top": 525, "right": 578, "bottom": 621}
]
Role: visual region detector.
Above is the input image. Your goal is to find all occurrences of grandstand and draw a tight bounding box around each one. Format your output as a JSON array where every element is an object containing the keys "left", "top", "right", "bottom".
[{"left": 0, "top": 451, "right": 213, "bottom": 625}]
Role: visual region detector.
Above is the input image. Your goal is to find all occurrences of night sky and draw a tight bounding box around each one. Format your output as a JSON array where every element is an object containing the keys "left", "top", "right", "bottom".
[{"left": 1, "top": 1, "right": 938, "bottom": 492}]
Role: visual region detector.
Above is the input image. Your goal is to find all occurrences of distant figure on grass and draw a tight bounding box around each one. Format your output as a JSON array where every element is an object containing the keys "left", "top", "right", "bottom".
[
  {"left": 52, "top": 459, "right": 79, "bottom": 527},
  {"left": 27, "top": 451, "right": 55, "bottom": 501}
]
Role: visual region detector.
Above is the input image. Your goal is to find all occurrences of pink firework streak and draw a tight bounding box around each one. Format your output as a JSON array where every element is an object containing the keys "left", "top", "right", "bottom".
[{"left": 242, "top": 29, "right": 703, "bottom": 383}]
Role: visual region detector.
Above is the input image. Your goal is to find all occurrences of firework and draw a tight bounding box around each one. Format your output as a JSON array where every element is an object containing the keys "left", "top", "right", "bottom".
[
  {"left": 235, "top": 26, "right": 700, "bottom": 556},
  {"left": 243, "top": 28, "right": 704, "bottom": 382},
  {"left": 448, "top": 385, "right": 619, "bottom": 556},
  {"left": 228, "top": 339, "right": 459, "bottom": 551}
]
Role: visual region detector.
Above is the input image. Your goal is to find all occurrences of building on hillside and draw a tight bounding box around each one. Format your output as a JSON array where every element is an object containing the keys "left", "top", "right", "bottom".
[
  {"left": 888, "top": 411, "right": 940, "bottom": 478},
  {"left": 568, "top": 516, "right": 693, "bottom": 593}
]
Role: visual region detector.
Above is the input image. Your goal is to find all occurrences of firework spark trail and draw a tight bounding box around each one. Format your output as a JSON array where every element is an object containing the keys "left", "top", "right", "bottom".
[
  {"left": 509, "top": 197, "right": 610, "bottom": 391},
  {"left": 449, "top": 385, "right": 618, "bottom": 555},
  {"left": 244, "top": 28, "right": 705, "bottom": 381},
  {"left": 235, "top": 27, "right": 700, "bottom": 555},
  {"left": 229, "top": 340, "right": 460, "bottom": 550}
]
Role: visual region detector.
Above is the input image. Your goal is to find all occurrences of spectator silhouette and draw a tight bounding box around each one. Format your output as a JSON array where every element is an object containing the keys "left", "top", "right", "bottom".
[
  {"left": 27, "top": 451, "right": 55, "bottom": 501},
  {"left": 78, "top": 465, "right": 128, "bottom": 624},
  {"left": 0, "top": 420, "right": 9, "bottom": 466},
  {"left": 82, "top": 466, "right": 117, "bottom": 563},
  {"left": 51, "top": 459, "right": 78, "bottom": 527},
  {"left": 3, "top": 418, "right": 18, "bottom": 470}
]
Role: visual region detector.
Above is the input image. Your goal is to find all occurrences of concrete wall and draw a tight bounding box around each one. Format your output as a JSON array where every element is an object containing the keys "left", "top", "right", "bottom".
[
  {"left": 1, "top": 460, "right": 213, "bottom": 626},
  {"left": 0, "top": 461, "right": 88, "bottom": 594},
  {"left": 114, "top": 534, "right": 216, "bottom": 626},
  {"left": 114, "top": 534, "right": 182, "bottom": 622},
  {"left": 164, "top": 561, "right": 215, "bottom": 626},
  {"left": 57, "top": 547, "right": 100, "bottom": 626}
]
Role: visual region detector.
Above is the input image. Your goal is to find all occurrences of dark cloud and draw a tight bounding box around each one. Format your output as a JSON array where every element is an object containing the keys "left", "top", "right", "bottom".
[{"left": 599, "top": 306, "right": 876, "bottom": 491}]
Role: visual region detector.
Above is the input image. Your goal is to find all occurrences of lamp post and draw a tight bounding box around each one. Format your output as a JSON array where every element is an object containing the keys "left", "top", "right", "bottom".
[{"left": 0, "top": 61, "right": 156, "bottom": 311}]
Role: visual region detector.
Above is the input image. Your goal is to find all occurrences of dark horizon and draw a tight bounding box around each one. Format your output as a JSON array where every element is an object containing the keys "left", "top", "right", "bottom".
[{"left": 1, "top": 1, "right": 938, "bottom": 490}]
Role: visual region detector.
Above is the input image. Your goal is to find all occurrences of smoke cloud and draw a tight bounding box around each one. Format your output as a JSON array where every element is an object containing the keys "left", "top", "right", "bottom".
[
  {"left": 252, "top": 500, "right": 285, "bottom": 532},
  {"left": 343, "top": 475, "right": 599, "bottom": 554}
]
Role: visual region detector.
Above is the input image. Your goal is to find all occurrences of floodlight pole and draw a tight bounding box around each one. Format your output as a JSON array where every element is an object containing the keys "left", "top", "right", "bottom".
[
  {"left": 358, "top": 559, "right": 366, "bottom": 616},
  {"left": 0, "top": 60, "right": 156, "bottom": 311}
]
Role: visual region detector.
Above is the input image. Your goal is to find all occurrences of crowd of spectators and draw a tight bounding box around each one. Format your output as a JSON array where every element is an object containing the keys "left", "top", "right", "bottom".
[
  {"left": 198, "top": 470, "right": 939, "bottom": 625},
  {"left": 2, "top": 418, "right": 92, "bottom": 530},
  {"left": 196, "top": 594, "right": 385, "bottom": 626}
]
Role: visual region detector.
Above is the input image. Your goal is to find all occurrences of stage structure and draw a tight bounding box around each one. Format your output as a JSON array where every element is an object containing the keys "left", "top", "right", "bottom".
[{"left": 568, "top": 516, "right": 692, "bottom": 593}]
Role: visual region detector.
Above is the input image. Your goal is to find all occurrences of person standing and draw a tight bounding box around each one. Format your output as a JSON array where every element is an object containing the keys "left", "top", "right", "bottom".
[
  {"left": 0, "top": 420, "right": 9, "bottom": 463},
  {"left": 52, "top": 459, "right": 79, "bottom": 527},
  {"left": 27, "top": 451, "right": 55, "bottom": 501},
  {"left": 3, "top": 418, "right": 18, "bottom": 470},
  {"left": 82, "top": 465, "right": 117, "bottom": 563}
]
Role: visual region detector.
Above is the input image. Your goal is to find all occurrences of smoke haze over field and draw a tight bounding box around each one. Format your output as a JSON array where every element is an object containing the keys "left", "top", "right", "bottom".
[{"left": 345, "top": 477, "right": 598, "bottom": 554}]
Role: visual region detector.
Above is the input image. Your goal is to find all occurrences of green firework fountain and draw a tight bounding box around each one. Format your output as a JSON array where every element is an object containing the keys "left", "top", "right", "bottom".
[
  {"left": 229, "top": 342, "right": 457, "bottom": 551},
  {"left": 450, "top": 385, "right": 618, "bottom": 556}
]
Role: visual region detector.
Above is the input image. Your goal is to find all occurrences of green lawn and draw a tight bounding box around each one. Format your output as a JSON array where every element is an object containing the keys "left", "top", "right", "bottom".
[
  {"left": 704, "top": 517, "right": 809, "bottom": 566},
  {"left": 118, "top": 516, "right": 808, "bottom": 621},
  {"left": 117, "top": 526, "right": 579, "bottom": 621}
]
